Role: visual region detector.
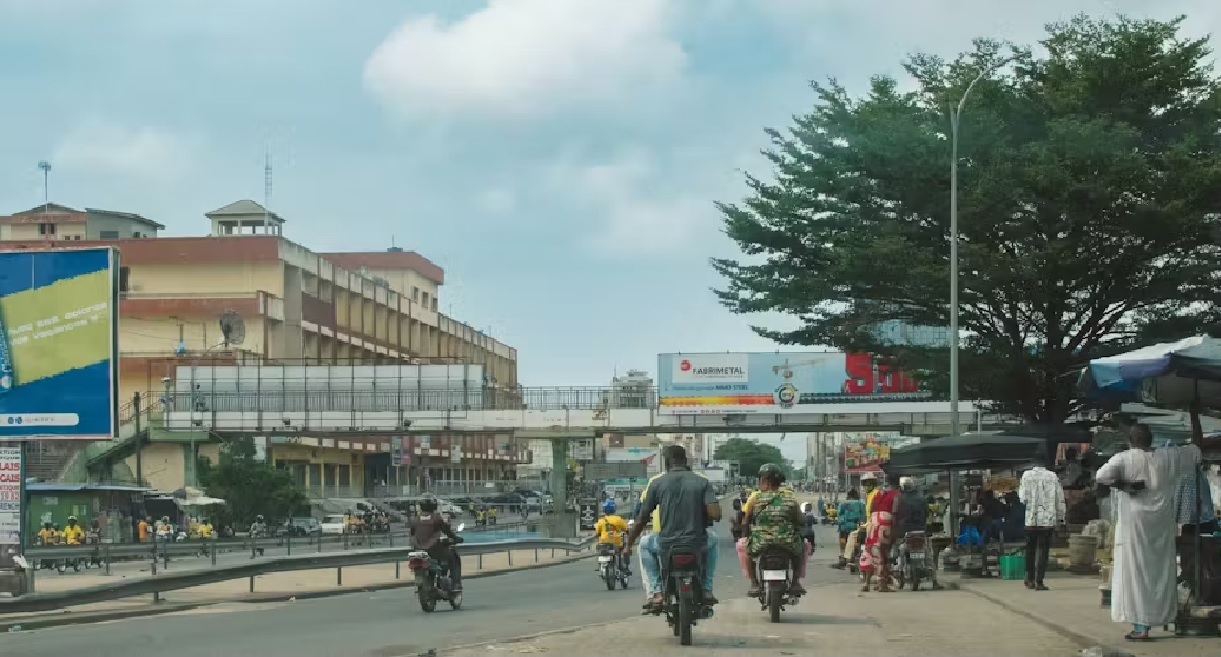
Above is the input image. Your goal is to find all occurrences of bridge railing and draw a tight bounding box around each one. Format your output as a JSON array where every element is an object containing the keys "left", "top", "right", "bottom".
[{"left": 161, "top": 385, "right": 940, "bottom": 414}]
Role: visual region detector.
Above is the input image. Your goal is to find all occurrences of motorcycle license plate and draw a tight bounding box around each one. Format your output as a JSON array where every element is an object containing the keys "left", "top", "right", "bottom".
[
  {"left": 762, "top": 570, "right": 787, "bottom": 581},
  {"left": 597, "top": 556, "right": 614, "bottom": 563}
]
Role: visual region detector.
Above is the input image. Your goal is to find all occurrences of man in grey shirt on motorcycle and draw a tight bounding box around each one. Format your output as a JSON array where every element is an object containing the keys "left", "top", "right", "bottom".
[{"left": 625, "top": 445, "right": 722, "bottom": 610}]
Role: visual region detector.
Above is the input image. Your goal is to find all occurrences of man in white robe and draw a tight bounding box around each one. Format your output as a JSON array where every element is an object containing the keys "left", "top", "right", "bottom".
[{"left": 1095, "top": 418, "right": 1202, "bottom": 641}]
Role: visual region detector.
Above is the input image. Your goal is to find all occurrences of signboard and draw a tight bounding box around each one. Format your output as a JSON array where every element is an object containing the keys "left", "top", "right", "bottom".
[
  {"left": 656, "top": 351, "right": 920, "bottom": 415},
  {"left": 578, "top": 499, "right": 598, "bottom": 531},
  {"left": 584, "top": 461, "right": 648, "bottom": 480},
  {"left": 569, "top": 438, "right": 593, "bottom": 461},
  {"left": 391, "top": 436, "right": 403, "bottom": 465},
  {"left": 0, "top": 247, "right": 119, "bottom": 438},
  {"left": 0, "top": 444, "right": 22, "bottom": 568},
  {"left": 844, "top": 434, "right": 893, "bottom": 472}
]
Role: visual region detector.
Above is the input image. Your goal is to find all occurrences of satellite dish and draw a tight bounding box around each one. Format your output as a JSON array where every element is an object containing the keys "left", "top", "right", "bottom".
[{"left": 219, "top": 310, "right": 246, "bottom": 346}]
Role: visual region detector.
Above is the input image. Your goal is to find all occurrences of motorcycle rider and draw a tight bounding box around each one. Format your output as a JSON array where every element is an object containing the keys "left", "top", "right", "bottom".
[
  {"left": 410, "top": 494, "right": 465, "bottom": 592},
  {"left": 249, "top": 515, "right": 268, "bottom": 557},
  {"left": 738, "top": 464, "right": 809, "bottom": 597},
  {"left": 840, "top": 474, "right": 880, "bottom": 567},
  {"left": 893, "top": 476, "right": 937, "bottom": 588},
  {"left": 594, "top": 499, "right": 631, "bottom": 577},
  {"left": 625, "top": 444, "right": 722, "bottom": 611},
  {"left": 62, "top": 516, "right": 85, "bottom": 545}
]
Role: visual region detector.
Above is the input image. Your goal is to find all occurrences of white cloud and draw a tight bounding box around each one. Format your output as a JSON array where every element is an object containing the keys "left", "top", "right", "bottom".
[
  {"left": 545, "top": 148, "right": 715, "bottom": 256},
  {"left": 53, "top": 121, "right": 197, "bottom": 180},
  {"left": 363, "top": 0, "right": 687, "bottom": 120}
]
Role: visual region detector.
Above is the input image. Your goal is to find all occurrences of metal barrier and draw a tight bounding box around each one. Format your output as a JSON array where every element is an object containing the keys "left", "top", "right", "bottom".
[
  {"left": 4, "top": 535, "right": 594, "bottom": 613},
  {"left": 20, "top": 521, "right": 530, "bottom": 589}
]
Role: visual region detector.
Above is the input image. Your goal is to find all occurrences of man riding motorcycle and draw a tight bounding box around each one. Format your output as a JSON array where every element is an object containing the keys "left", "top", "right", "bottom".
[
  {"left": 594, "top": 499, "right": 631, "bottom": 576},
  {"left": 737, "top": 464, "right": 809, "bottom": 597},
  {"left": 625, "top": 444, "right": 722, "bottom": 610},
  {"left": 62, "top": 516, "right": 85, "bottom": 545},
  {"left": 410, "top": 494, "right": 464, "bottom": 592}
]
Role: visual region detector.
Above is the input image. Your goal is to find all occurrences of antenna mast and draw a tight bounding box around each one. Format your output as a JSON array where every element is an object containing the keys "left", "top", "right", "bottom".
[
  {"left": 263, "top": 143, "right": 273, "bottom": 231},
  {"left": 37, "top": 161, "right": 52, "bottom": 212}
]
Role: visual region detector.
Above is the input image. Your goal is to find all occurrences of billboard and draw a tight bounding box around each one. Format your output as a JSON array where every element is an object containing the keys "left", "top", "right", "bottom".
[
  {"left": 0, "top": 247, "right": 119, "bottom": 439},
  {"left": 657, "top": 351, "right": 919, "bottom": 415},
  {"left": 844, "top": 434, "right": 893, "bottom": 472},
  {"left": 0, "top": 444, "right": 21, "bottom": 568}
]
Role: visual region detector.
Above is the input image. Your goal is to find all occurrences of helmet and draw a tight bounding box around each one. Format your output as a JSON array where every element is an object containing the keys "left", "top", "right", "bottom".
[
  {"left": 256, "top": 515, "right": 264, "bottom": 522},
  {"left": 758, "top": 463, "right": 786, "bottom": 484},
  {"left": 67, "top": 515, "right": 77, "bottom": 522},
  {"left": 419, "top": 495, "right": 438, "bottom": 513},
  {"left": 601, "top": 499, "right": 617, "bottom": 515}
]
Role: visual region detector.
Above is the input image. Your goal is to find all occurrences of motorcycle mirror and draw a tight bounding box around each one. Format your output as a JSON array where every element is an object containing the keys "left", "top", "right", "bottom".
[{"left": 456, "top": 523, "right": 466, "bottom": 532}]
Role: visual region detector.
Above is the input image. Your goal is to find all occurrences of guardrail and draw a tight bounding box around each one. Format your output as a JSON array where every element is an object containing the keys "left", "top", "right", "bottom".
[
  {"left": 3, "top": 535, "right": 594, "bottom": 613},
  {"left": 19, "top": 521, "right": 531, "bottom": 588}
]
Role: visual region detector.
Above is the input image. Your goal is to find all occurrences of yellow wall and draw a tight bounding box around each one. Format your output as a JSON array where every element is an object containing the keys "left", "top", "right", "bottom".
[
  {"left": 123, "top": 443, "right": 185, "bottom": 492},
  {"left": 360, "top": 268, "right": 439, "bottom": 309},
  {"left": 127, "top": 262, "right": 283, "bottom": 296}
]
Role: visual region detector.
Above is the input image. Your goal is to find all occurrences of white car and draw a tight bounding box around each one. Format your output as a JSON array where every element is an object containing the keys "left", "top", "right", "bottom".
[{"left": 320, "top": 514, "right": 347, "bottom": 535}]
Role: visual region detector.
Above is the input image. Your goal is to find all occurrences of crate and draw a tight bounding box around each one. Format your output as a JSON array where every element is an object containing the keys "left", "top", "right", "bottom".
[{"left": 998, "top": 553, "right": 1026, "bottom": 580}]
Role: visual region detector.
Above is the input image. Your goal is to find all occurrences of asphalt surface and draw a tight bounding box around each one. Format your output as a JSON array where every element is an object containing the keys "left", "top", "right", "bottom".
[{"left": 0, "top": 524, "right": 847, "bottom": 657}]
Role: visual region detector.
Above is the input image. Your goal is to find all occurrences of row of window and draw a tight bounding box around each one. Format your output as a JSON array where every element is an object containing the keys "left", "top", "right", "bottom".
[{"left": 37, "top": 224, "right": 147, "bottom": 239}]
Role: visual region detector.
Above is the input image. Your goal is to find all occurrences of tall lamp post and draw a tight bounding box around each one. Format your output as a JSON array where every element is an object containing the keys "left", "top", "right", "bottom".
[{"left": 948, "top": 59, "right": 1008, "bottom": 534}]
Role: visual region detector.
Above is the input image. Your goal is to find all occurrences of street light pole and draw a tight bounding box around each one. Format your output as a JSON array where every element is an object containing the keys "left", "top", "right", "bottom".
[{"left": 948, "top": 62, "right": 1004, "bottom": 535}]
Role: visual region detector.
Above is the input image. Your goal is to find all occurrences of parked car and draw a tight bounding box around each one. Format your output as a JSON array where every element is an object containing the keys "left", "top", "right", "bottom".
[
  {"left": 320, "top": 514, "right": 347, "bottom": 536},
  {"left": 279, "top": 517, "right": 322, "bottom": 538}
]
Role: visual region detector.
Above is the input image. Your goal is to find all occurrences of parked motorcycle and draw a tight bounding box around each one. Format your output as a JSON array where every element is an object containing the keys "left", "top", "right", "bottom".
[
  {"left": 894, "top": 530, "right": 931, "bottom": 591},
  {"left": 753, "top": 545, "right": 800, "bottom": 622},
  {"left": 596, "top": 543, "right": 628, "bottom": 590},
  {"left": 407, "top": 523, "right": 466, "bottom": 612},
  {"left": 648, "top": 547, "right": 713, "bottom": 646}
]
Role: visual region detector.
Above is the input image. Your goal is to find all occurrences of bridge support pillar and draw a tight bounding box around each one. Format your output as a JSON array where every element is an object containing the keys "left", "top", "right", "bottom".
[{"left": 543, "top": 438, "right": 577, "bottom": 538}]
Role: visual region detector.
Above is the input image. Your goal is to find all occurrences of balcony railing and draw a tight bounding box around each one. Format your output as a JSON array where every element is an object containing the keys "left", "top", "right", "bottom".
[{"left": 162, "top": 385, "right": 938, "bottom": 414}]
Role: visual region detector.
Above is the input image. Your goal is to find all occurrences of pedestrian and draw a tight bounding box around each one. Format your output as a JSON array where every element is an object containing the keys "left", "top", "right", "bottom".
[
  {"left": 860, "top": 474, "right": 900, "bottom": 592},
  {"left": 1018, "top": 452, "right": 1065, "bottom": 591},
  {"left": 1095, "top": 414, "right": 1203, "bottom": 642}
]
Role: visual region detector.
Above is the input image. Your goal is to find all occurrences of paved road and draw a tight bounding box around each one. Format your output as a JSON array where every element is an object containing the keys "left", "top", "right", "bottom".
[{"left": 0, "top": 524, "right": 844, "bottom": 657}]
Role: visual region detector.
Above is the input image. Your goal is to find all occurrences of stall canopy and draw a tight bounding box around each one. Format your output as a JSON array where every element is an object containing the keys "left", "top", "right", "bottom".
[
  {"left": 883, "top": 432, "right": 1045, "bottom": 476},
  {"left": 1079, "top": 336, "right": 1221, "bottom": 405}
]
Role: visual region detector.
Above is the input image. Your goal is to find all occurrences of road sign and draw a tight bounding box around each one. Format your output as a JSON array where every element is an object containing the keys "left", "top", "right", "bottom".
[
  {"left": 583, "top": 462, "right": 648, "bottom": 480},
  {"left": 578, "top": 499, "right": 598, "bottom": 531}
]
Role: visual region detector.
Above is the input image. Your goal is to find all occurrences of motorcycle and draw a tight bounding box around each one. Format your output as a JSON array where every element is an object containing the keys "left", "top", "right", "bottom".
[
  {"left": 407, "top": 523, "right": 466, "bottom": 612},
  {"left": 893, "top": 530, "right": 931, "bottom": 591},
  {"left": 649, "top": 547, "right": 713, "bottom": 646},
  {"left": 753, "top": 545, "right": 800, "bottom": 622},
  {"left": 596, "top": 543, "right": 628, "bottom": 591}
]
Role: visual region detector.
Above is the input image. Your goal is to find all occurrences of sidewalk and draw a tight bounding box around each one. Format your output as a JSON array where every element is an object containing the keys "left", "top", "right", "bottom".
[
  {"left": 0, "top": 546, "right": 589, "bottom": 628},
  {"left": 954, "top": 571, "right": 1217, "bottom": 657},
  {"left": 439, "top": 580, "right": 1080, "bottom": 656}
]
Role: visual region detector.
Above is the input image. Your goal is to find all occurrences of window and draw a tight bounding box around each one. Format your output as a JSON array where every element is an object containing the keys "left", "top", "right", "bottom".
[
  {"left": 38, "top": 223, "right": 56, "bottom": 235},
  {"left": 412, "top": 286, "right": 420, "bottom": 302},
  {"left": 98, "top": 230, "right": 119, "bottom": 239},
  {"left": 422, "top": 291, "right": 430, "bottom": 307},
  {"left": 431, "top": 297, "right": 437, "bottom": 311},
  {"left": 132, "top": 231, "right": 142, "bottom": 238}
]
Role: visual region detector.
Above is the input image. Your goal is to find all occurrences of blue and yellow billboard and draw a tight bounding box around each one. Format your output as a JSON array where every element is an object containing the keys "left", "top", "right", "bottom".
[{"left": 0, "top": 247, "right": 119, "bottom": 439}]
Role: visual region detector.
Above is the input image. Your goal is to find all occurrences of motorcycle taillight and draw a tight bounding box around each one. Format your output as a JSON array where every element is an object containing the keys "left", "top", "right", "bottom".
[
  {"left": 407, "top": 558, "right": 428, "bottom": 571},
  {"left": 907, "top": 538, "right": 925, "bottom": 551},
  {"left": 672, "top": 554, "right": 697, "bottom": 567}
]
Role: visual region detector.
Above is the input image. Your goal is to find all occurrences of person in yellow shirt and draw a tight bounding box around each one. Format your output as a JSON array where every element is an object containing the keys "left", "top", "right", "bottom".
[
  {"left": 62, "top": 516, "right": 86, "bottom": 545},
  {"left": 595, "top": 499, "right": 631, "bottom": 576},
  {"left": 839, "top": 474, "right": 880, "bottom": 566},
  {"left": 37, "top": 522, "right": 58, "bottom": 545},
  {"left": 198, "top": 518, "right": 214, "bottom": 539}
]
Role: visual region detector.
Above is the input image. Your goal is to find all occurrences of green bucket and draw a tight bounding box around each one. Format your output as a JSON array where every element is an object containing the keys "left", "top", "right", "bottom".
[{"left": 998, "top": 553, "right": 1026, "bottom": 580}]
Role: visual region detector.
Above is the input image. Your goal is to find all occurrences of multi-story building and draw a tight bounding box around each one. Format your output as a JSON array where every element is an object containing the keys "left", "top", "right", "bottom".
[{"left": 0, "top": 200, "right": 523, "bottom": 492}]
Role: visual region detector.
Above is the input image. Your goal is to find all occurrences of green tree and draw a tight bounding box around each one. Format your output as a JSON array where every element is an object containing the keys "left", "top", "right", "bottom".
[
  {"left": 196, "top": 438, "right": 308, "bottom": 528},
  {"left": 712, "top": 15, "right": 1221, "bottom": 424},
  {"left": 713, "top": 437, "right": 789, "bottom": 478}
]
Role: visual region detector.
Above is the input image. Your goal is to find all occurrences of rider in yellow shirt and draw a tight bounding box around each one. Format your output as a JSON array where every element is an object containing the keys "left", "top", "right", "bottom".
[
  {"left": 595, "top": 500, "right": 631, "bottom": 575},
  {"left": 37, "top": 522, "right": 58, "bottom": 545},
  {"left": 62, "top": 516, "right": 86, "bottom": 545}
]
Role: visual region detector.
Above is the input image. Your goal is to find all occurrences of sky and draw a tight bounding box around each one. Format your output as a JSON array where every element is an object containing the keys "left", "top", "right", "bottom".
[{"left": 1, "top": 0, "right": 1217, "bottom": 389}]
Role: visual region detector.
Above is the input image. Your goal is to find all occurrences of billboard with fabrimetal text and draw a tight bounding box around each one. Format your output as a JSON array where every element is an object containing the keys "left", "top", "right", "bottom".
[
  {"left": 657, "top": 352, "right": 921, "bottom": 415},
  {"left": 0, "top": 247, "right": 119, "bottom": 439}
]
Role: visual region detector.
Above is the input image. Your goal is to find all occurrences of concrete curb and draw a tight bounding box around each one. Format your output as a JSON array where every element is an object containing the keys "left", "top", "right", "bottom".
[
  {"left": 0, "top": 551, "right": 595, "bottom": 633},
  {"left": 957, "top": 581, "right": 1107, "bottom": 651}
]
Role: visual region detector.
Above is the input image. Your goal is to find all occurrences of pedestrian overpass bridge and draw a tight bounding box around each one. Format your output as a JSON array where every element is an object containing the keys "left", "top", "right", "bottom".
[{"left": 159, "top": 364, "right": 1012, "bottom": 437}]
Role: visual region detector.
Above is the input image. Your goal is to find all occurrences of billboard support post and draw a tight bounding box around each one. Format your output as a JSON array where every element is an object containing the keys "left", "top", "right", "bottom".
[{"left": 133, "top": 392, "right": 143, "bottom": 486}]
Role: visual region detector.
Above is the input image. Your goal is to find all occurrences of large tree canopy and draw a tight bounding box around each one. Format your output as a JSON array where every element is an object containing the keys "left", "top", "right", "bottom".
[
  {"left": 196, "top": 438, "right": 307, "bottom": 527},
  {"left": 713, "top": 437, "right": 790, "bottom": 478},
  {"left": 713, "top": 15, "right": 1221, "bottom": 424}
]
